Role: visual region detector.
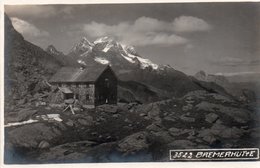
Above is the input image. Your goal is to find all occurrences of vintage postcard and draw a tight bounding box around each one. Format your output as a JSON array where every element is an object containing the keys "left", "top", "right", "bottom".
[{"left": 1, "top": 0, "right": 260, "bottom": 167}]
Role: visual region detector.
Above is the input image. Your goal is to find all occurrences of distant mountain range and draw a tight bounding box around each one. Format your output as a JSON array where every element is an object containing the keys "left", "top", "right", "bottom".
[{"left": 194, "top": 71, "right": 258, "bottom": 102}]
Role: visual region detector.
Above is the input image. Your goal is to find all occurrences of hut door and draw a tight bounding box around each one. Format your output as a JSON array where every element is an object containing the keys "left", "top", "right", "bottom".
[{"left": 104, "top": 78, "right": 110, "bottom": 104}]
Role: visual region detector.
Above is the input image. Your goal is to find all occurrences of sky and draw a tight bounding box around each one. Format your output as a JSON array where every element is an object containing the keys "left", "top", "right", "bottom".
[{"left": 4, "top": 2, "right": 260, "bottom": 75}]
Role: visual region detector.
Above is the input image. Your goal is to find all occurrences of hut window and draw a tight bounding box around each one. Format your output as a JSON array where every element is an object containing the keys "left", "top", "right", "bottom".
[
  {"left": 64, "top": 93, "right": 74, "bottom": 99},
  {"left": 86, "top": 94, "right": 90, "bottom": 100},
  {"left": 105, "top": 78, "right": 109, "bottom": 88},
  {"left": 79, "top": 84, "right": 84, "bottom": 88}
]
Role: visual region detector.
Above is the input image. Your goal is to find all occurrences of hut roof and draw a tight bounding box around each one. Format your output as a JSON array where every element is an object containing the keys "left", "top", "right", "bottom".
[{"left": 49, "top": 65, "right": 110, "bottom": 83}]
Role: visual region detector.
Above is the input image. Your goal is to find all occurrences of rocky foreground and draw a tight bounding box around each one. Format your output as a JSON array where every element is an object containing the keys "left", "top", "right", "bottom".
[{"left": 4, "top": 90, "right": 260, "bottom": 163}]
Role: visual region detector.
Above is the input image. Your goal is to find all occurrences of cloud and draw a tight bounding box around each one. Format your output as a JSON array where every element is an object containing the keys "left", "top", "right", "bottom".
[
  {"left": 5, "top": 5, "right": 56, "bottom": 18},
  {"left": 82, "top": 16, "right": 193, "bottom": 46},
  {"left": 11, "top": 17, "right": 49, "bottom": 37},
  {"left": 81, "top": 16, "right": 211, "bottom": 46},
  {"left": 215, "top": 71, "right": 260, "bottom": 77},
  {"left": 60, "top": 6, "right": 74, "bottom": 15},
  {"left": 172, "top": 16, "right": 211, "bottom": 32},
  {"left": 5, "top": 5, "right": 75, "bottom": 18},
  {"left": 213, "top": 57, "right": 260, "bottom": 67}
]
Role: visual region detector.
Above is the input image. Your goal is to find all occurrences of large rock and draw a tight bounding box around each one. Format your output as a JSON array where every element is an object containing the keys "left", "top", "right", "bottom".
[
  {"left": 138, "top": 103, "right": 161, "bottom": 122},
  {"left": 180, "top": 115, "right": 195, "bottom": 122},
  {"left": 37, "top": 140, "right": 96, "bottom": 161},
  {"left": 73, "top": 114, "right": 94, "bottom": 127},
  {"left": 77, "top": 116, "right": 93, "bottom": 126},
  {"left": 205, "top": 113, "right": 219, "bottom": 123},
  {"left": 38, "top": 140, "right": 50, "bottom": 149},
  {"left": 5, "top": 108, "right": 38, "bottom": 124},
  {"left": 182, "top": 90, "right": 208, "bottom": 100},
  {"left": 8, "top": 123, "right": 62, "bottom": 148},
  {"left": 117, "top": 131, "right": 149, "bottom": 154},
  {"left": 96, "top": 104, "right": 118, "bottom": 114},
  {"left": 182, "top": 103, "right": 193, "bottom": 112},
  {"left": 149, "top": 131, "right": 174, "bottom": 144},
  {"left": 196, "top": 101, "right": 250, "bottom": 123},
  {"left": 198, "top": 122, "right": 246, "bottom": 143},
  {"left": 167, "top": 140, "right": 196, "bottom": 149},
  {"left": 146, "top": 123, "right": 163, "bottom": 132},
  {"left": 168, "top": 127, "right": 190, "bottom": 137}
]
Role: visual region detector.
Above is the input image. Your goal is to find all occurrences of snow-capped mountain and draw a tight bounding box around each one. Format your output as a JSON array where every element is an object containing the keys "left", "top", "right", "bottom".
[
  {"left": 68, "top": 37, "right": 94, "bottom": 57},
  {"left": 69, "top": 36, "right": 159, "bottom": 70}
]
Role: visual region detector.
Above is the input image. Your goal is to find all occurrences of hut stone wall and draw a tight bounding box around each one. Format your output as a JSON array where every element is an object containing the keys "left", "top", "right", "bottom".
[{"left": 53, "top": 83, "right": 95, "bottom": 105}]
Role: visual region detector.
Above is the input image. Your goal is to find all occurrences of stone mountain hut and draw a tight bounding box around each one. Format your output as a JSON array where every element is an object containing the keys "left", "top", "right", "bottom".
[{"left": 49, "top": 65, "right": 117, "bottom": 107}]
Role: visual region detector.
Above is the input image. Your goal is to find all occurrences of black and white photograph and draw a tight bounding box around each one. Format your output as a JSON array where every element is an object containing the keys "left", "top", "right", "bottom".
[{"left": 1, "top": 0, "right": 260, "bottom": 166}]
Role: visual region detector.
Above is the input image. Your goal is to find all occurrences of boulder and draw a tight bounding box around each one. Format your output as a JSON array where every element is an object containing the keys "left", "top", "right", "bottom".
[
  {"left": 149, "top": 131, "right": 174, "bottom": 144},
  {"left": 168, "top": 127, "right": 183, "bottom": 136},
  {"left": 182, "top": 103, "right": 193, "bottom": 112},
  {"left": 112, "top": 114, "right": 120, "bottom": 118},
  {"left": 17, "top": 98, "right": 27, "bottom": 105},
  {"left": 168, "top": 128, "right": 193, "bottom": 137},
  {"left": 180, "top": 115, "right": 195, "bottom": 122},
  {"left": 117, "top": 131, "right": 149, "bottom": 154},
  {"left": 205, "top": 113, "right": 219, "bottom": 123},
  {"left": 38, "top": 140, "right": 50, "bottom": 149},
  {"left": 77, "top": 117, "right": 93, "bottom": 126},
  {"left": 198, "top": 122, "right": 246, "bottom": 143},
  {"left": 163, "top": 116, "right": 176, "bottom": 122},
  {"left": 96, "top": 104, "right": 118, "bottom": 114},
  {"left": 146, "top": 123, "right": 163, "bottom": 132},
  {"left": 8, "top": 123, "right": 62, "bottom": 148},
  {"left": 137, "top": 103, "right": 161, "bottom": 122},
  {"left": 65, "top": 119, "right": 74, "bottom": 127},
  {"left": 5, "top": 108, "right": 38, "bottom": 124},
  {"left": 203, "top": 134, "right": 217, "bottom": 144},
  {"left": 168, "top": 140, "right": 196, "bottom": 149},
  {"left": 196, "top": 101, "right": 250, "bottom": 123},
  {"left": 37, "top": 141, "right": 95, "bottom": 161},
  {"left": 219, "top": 127, "right": 245, "bottom": 139}
]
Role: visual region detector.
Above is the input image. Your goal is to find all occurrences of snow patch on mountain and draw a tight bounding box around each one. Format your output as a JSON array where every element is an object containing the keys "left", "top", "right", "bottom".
[
  {"left": 122, "top": 55, "right": 135, "bottom": 63},
  {"left": 94, "top": 36, "right": 113, "bottom": 44},
  {"left": 137, "top": 57, "right": 159, "bottom": 69},
  {"left": 102, "top": 43, "right": 113, "bottom": 52},
  {"left": 77, "top": 59, "right": 87, "bottom": 66},
  {"left": 94, "top": 57, "right": 110, "bottom": 64},
  {"left": 69, "top": 37, "right": 94, "bottom": 55},
  {"left": 121, "top": 44, "right": 158, "bottom": 69},
  {"left": 80, "top": 47, "right": 92, "bottom": 57}
]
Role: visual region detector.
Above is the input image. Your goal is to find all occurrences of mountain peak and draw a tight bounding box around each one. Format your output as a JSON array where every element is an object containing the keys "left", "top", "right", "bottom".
[
  {"left": 69, "top": 35, "right": 159, "bottom": 70},
  {"left": 122, "top": 44, "right": 139, "bottom": 56},
  {"left": 80, "top": 36, "right": 93, "bottom": 46},
  {"left": 46, "top": 45, "right": 63, "bottom": 56},
  {"left": 68, "top": 37, "right": 94, "bottom": 56},
  {"left": 94, "top": 36, "right": 115, "bottom": 44}
]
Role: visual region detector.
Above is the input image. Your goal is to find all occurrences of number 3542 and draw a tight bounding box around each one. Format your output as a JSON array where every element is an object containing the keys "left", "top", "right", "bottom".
[{"left": 171, "top": 152, "right": 193, "bottom": 159}]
